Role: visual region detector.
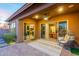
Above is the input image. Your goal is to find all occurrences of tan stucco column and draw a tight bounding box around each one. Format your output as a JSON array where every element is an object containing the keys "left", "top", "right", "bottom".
[
  {"left": 46, "top": 24, "right": 49, "bottom": 40},
  {"left": 16, "top": 19, "right": 24, "bottom": 43}
]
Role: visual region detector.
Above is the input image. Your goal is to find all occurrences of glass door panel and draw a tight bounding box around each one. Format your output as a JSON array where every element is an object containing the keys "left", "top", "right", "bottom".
[
  {"left": 29, "top": 24, "right": 35, "bottom": 39},
  {"left": 24, "top": 23, "right": 35, "bottom": 40},
  {"left": 41, "top": 24, "right": 46, "bottom": 38},
  {"left": 49, "top": 23, "right": 57, "bottom": 39}
]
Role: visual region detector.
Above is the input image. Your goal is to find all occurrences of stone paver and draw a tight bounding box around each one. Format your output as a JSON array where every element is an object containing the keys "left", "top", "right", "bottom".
[{"left": 0, "top": 43, "right": 49, "bottom": 56}]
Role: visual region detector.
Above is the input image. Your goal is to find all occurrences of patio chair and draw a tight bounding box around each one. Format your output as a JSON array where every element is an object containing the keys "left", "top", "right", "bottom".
[
  {"left": 58, "top": 34, "right": 75, "bottom": 48},
  {"left": 57, "top": 34, "right": 70, "bottom": 46}
]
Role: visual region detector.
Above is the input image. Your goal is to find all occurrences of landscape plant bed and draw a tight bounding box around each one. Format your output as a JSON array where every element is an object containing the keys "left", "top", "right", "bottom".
[
  {"left": 71, "top": 47, "right": 79, "bottom": 55},
  {"left": 3, "top": 32, "right": 16, "bottom": 45},
  {"left": 8, "top": 41, "right": 16, "bottom": 45}
]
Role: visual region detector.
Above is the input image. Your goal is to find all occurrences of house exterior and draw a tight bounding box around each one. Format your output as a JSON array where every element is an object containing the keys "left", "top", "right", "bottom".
[{"left": 7, "top": 3, "right": 79, "bottom": 45}]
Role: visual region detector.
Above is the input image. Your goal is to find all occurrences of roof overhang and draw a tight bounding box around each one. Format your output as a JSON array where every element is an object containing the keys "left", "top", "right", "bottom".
[
  {"left": 7, "top": 3, "right": 55, "bottom": 22},
  {"left": 7, "top": 3, "right": 33, "bottom": 22}
]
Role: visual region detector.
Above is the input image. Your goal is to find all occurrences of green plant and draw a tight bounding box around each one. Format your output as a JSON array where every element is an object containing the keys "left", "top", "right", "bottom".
[
  {"left": 71, "top": 48, "right": 79, "bottom": 55},
  {"left": 3, "top": 32, "right": 16, "bottom": 44}
]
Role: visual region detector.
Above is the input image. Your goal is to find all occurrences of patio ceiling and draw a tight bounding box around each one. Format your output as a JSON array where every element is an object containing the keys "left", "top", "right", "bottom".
[
  {"left": 7, "top": 3, "right": 55, "bottom": 21},
  {"left": 30, "top": 3, "right": 79, "bottom": 21},
  {"left": 7, "top": 3, "right": 79, "bottom": 21}
]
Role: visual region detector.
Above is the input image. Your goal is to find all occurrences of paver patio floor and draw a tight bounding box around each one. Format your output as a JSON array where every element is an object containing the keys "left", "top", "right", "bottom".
[
  {"left": 0, "top": 43, "right": 49, "bottom": 56},
  {"left": 0, "top": 39, "right": 74, "bottom": 56},
  {"left": 0, "top": 39, "right": 63, "bottom": 56}
]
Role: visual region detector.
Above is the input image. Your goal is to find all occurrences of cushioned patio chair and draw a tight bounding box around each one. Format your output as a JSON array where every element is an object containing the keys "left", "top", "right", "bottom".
[{"left": 58, "top": 34, "right": 75, "bottom": 47}]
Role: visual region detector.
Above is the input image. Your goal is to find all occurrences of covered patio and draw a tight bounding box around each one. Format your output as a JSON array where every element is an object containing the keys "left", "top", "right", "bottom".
[
  {"left": 7, "top": 3, "right": 79, "bottom": 56},
  {"left": 11, "top": 3, "right": 79, "bottom": 44}
]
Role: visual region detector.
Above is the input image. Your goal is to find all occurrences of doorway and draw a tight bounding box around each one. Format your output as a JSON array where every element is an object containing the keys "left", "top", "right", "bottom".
[
  {"left": 49, "top": 23, "right": 57, "bottom": 41},
  {"left": 24, "top": 23, "right": 35, "bottom": 40},
  {"left": 41, "top": 24, "right": 46, "bottom": 39}
]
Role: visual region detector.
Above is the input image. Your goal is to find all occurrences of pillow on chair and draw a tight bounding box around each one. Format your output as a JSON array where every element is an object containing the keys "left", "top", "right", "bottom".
[
  {"left": 58, "top": 37, "right": 64, "bottom": 41},
  {"left": 64, "top": 34, "right": 70, "bottom": 43}
]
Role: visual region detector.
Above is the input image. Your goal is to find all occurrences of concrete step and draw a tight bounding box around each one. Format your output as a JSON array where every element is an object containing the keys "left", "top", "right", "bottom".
[
  {"left": 28, "top": 40, "right": 62, "bottom": 56},
  {"left": 28, "top": 43, "right": 62, "bottom": 56},
  {"left": 29, "top": 41, "right": 62, "bottom": 51},
  {"left": 30, "top": 42, "right": 61, "bottom": 52},
  {"left": 37, "top": 39, "right": 61, "bottom": 49},
  {"left": 32, "top": 39, "right": 62, "bottom": 50}
]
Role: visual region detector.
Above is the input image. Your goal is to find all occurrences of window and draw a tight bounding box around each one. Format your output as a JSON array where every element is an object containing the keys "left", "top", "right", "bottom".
[
  {"left": 10, "top": 22, "right": 16, "bottom": 32},
  {"left": 58, "top": 21, "right": 67, "bottom": 37}
]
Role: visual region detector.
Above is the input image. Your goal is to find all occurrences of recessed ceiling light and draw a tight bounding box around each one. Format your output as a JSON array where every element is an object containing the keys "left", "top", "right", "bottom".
[
  {"left": 44, "top": 17, "right": 48, "bottom": 20},
  {"left": 68, "top": 4, "right": 74, "bottom": 8},
  {"left": 58, "top": 6, "right": 64, "bottom": 13},
  {"left": 34, "top": 15, "right": 39, "bottom": 19}
]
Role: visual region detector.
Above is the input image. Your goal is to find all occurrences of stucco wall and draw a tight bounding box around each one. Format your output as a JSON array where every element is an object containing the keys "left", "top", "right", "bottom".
[
  {"left": 37, "top": 12, "right": 79, "bottom": 44},
  {"left": 49, "top": 13, "right": 79, "bottom": 44},
  {"left": 18, "top": 12, "right": 79, "bottom": 44}
]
